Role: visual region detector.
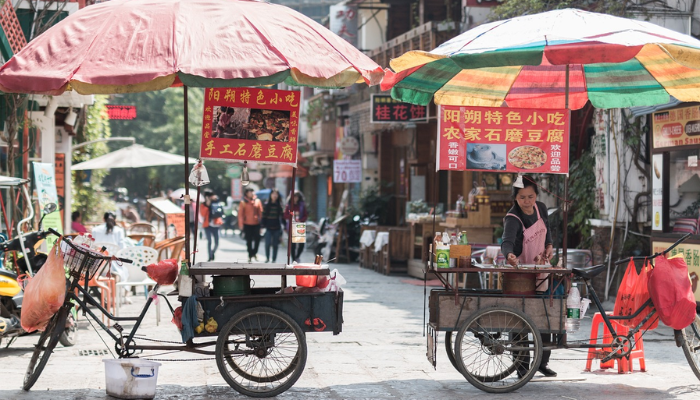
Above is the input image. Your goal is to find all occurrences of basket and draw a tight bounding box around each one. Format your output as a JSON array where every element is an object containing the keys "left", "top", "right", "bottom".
[{"left": 60, "top": 239, "right": 108, "bottom": 280}]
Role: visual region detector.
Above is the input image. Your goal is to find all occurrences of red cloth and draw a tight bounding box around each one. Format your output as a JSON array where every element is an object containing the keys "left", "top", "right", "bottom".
[{"left": 648, "top": 255, "right": 696, "bottom": 330}]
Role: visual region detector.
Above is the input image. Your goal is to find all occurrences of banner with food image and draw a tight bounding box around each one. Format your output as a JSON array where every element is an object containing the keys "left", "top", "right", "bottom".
[
  {"left": 200, "top": 87, "right": 300, "bottom": 166},
  {"left": 437, "top": 105, "right": 570, "bottom": 174}
]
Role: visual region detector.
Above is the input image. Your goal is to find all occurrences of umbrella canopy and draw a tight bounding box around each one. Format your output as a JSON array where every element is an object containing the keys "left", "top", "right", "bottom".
[
  {"left": 382, "top": 8, "right": 700, "bottom": 110},
  {"left": 0, "top": 0, "right": 383, "bottom": 95},
  {"left": 0, "top": 175, "right": 28, "bottom": 187},
  {"left": 72, "top": 144, "right": 197, "bottom": 170}
]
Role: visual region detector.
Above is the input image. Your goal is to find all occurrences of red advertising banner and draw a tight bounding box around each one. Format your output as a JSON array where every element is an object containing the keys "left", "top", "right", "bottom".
[
  {"left": 200, "top": 88, "right": 301, "bottom": 166},
  {"left": 437, "top": 105, "right": 570, "bottom": 174},
  {"left": 106, "top": 105, "right": 137, "bottom": 120}
]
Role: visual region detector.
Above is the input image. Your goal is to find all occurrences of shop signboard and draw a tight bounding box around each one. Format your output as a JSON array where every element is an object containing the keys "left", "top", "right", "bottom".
[
  {"left": 652, "top": 241, "right": 700, "bottom": 302},
  {"left": 200, "top": 87, "right": 300, "bottom": 166},
  {"left": 371, "top": 94, "right": 428, "bottom": 123},
  {"left": 106, "top": 105, "right": 137, "bottom": 120},
  {"left": 652, "top": 153, "right": 664, "bottom": 230},
  {"left": 437, "top": 105, "right": 570, "bottom": 173},
  {"left": 333, "top": 160, "right": 362, "bottom": 183},
  {"left": 329, "top": 4, "right": 358, "bottom": 46},
  {"left": 231, "top": 178, "right": 242, "bottom": 201},
  {"left": 652, "top": 104, "right": 700, "bottom": 148},
  {"left": 32, "top": 162, "right": 62, "bottom": 248},
  {"left": 165, "top": 212, "right": 186, "bottom": 236}
]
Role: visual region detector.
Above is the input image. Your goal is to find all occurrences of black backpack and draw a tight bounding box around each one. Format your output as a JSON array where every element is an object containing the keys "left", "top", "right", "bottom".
[{"left": 209, "top": 201, "right": 224, "bottom": 220}]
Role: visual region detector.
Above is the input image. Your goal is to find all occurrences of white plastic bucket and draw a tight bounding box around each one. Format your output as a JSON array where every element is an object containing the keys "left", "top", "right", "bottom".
[{"left": 103, "top": 359, "right": 161, "bottom": 399}]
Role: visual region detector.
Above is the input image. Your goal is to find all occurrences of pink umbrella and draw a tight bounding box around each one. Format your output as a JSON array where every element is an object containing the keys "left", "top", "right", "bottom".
[
  {"left": 0, "top": 0, "right": 383, "bottom": 284},
  {"left": 0, "top": 0, "right": 383, "bottom": 95}
]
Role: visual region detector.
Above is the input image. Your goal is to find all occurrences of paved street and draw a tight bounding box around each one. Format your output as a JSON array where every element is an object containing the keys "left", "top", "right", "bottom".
[{"left": 1, "top": 233, "right": 700, "bottom": 399}]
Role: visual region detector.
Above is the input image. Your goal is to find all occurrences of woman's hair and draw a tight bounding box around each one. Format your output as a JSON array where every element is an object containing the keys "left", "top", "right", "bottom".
[
  {"left": 511, "top": 175, "right": 539, "bottom": 205},
  {"left": 287, "top": 190, "right": 305, "bottom": 204},
  {"left": 266, "top": 188, "right": 281, "bottom": 206},
  {"left": 71, "top": 211, "right": 80, "bottom": 222},
  {"left": 103, "top": 212, "right": 117, "bottom": 234}
]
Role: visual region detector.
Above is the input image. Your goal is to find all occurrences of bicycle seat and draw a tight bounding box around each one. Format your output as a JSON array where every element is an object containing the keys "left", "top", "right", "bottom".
[{"left": 572, "top": 263, "right": 607, "bottom": 280}]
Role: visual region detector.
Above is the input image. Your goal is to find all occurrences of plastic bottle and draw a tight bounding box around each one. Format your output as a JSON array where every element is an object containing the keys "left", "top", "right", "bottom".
[
  {"left": 436, "top": 241, "right": 450, "bottom": 268},
  {"left": 566, "top": 283, "right": 582, "bottom": 333},
  {"left": 179, "top": 260, "right": 193, "bottom": 297},
  {"left": 450, "top": 233, "right": 458, "bottom": 245},
  {"left": 460, "top": 231, "right": 468, "bottom": 245}
]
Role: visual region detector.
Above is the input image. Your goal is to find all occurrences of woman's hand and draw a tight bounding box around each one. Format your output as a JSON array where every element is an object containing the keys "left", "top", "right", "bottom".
[
  {"left": 507, "top": 253, "right": 518, "bottom": 267},
  {"left": 544, "top": 244, "right": 554, "bottom": 261}
]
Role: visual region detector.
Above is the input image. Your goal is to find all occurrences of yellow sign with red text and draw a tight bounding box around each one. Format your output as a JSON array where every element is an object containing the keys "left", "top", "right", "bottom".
[
  {"left": 652, "top": 105, "right": 700, "bottom": 148},
  {"left": 200, "top": 88, "right": 300, "bottom": 166},
  {"left": 652, "top": 241, "right": 700, "bottom": 302}
]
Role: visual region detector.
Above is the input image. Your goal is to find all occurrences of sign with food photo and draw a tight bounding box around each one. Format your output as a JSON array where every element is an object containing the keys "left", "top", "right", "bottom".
[
  {"left": 200, "top": 87, "right": 301, "bottom": 166},
  {"left": 437, "top": 105, "right": 570, "bottom": 174},
  {"left": 652, "top": 104, "right": 700, "bottom": 149}
]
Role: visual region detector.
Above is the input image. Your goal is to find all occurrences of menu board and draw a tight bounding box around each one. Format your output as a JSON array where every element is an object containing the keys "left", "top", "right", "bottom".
[
  {"left": 200, "top": 88, "right": 300, "bottom": 166},
  {"left": 437, "top": 105, "right": 570, "bottom": 174},
  {"left": 652, "top": 105, "right": 700, "bottom": 149}
]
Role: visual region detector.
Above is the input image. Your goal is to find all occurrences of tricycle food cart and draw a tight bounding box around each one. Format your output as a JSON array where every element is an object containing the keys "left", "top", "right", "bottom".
[{"left": 426, "top": 234, "right": 700, "bottom": 393}]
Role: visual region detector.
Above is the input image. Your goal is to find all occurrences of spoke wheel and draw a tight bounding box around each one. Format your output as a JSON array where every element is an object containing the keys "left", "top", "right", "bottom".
[
  {"left": 455, "top": 306, "right": 542, "bottom": 393},
  {"left": 216, "top": 307, "right": 307, "bottom": 398},
  {"left": 682, "top": 314, "right": 700, "bottom": 381},
  {"left": 23, "top": 307, "right": 67, "bottom": 391}
]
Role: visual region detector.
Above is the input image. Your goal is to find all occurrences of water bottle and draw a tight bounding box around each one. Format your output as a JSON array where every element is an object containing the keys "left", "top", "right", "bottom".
[{"left": 566, "top": 283, "right": 581, "bottom": 333}]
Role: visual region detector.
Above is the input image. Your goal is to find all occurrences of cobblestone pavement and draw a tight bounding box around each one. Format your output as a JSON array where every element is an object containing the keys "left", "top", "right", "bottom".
[{"left": 1, "top": 232, "right": 699, "bottom": 399}]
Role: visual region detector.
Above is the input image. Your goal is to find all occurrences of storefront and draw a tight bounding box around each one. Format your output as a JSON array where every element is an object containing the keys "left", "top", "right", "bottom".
[{"left": 651, "top": 103, "right": 700, "bottom": 304}]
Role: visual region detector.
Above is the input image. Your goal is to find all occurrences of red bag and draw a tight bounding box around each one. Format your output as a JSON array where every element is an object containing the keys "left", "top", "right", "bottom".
[
  {"left": 648, "top": 254, "right": 696, "bottom": 330},
  {"left": 145, "top": 259, "right": 179, "bottom": 285},
  {"left": 20, "top": 242, "right": 67, "bottom": 332},
  {"left": 614, "top": 259, "right": 659, "bottom": 330}
]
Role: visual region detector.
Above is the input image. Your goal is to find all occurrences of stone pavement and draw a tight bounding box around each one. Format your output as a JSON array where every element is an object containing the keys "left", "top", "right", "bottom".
[{"left": 1, "top": 233, "right": 699, "bottom": 399}]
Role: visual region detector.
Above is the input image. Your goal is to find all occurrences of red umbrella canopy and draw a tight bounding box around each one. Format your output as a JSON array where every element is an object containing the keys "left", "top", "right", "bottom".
[{"left": 0, "top": 0, "right": 383, "bottom": 95}]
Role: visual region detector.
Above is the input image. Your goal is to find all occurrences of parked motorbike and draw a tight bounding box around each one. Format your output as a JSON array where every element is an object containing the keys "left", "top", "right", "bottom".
[
  {"left": 313, "top": 214, "right": 362, "bottom": 262},
  {"left": 0, "top": 203, "right": 77, "bottom": 348}
]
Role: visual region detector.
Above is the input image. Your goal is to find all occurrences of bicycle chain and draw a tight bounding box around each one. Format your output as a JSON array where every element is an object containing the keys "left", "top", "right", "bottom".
[{"left": 132, "top": 336, "right": 185, "bottom": 345}]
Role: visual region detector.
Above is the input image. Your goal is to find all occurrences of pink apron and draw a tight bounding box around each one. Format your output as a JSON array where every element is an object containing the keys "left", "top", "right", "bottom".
[{"left": 506, "top": 205, "right": 549, "bottom": 291}]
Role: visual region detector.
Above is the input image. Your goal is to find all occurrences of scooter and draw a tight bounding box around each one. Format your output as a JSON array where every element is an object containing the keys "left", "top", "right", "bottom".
[{"left": 0, "top": 203, "right": 77, "bottom": 348}]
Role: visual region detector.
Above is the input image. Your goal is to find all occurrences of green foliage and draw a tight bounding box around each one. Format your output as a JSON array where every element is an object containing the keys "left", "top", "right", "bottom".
[
  {"left": 567, "top": 150, "right": 598, "bottom": 247},
  {"left": 72, "top": 96, "right": 116, "bottom": 222},
  {"left": 359, "top": 183, "right": 392, "bottom": 225},
  {"left": 105, "top": 88, "right": 231, "bottom": 199},
  {"left": 490, "top": 0, "right": 631, "bottom": 21}
]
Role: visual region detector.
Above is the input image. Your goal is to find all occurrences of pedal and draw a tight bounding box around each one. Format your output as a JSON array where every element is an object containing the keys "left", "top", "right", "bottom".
[{"left": 113, "top": 323, "right": 123, "bottom": 333}]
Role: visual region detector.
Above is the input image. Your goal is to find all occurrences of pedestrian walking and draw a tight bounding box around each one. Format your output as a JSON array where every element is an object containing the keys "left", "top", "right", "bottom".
[
  {"left": 200, "top": 190, "right": 224, "bottom": 261},
  {"left": 261, "top": 189, "right": 284, "bottom": 263},
  {"left": 284, "top": 191, "right": 308, "bottom": 263},
  {"left": 238, "top": 188, "right": 263, "bottom": 262}
]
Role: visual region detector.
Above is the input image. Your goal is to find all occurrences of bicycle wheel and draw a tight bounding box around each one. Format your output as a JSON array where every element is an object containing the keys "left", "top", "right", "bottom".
[
  {"left": 216, "top": 307, "right": 307, "bottom": 398},
  {"left": 682, "top": 314, "right": 700, "bottom": 380},
  {"left": 59, "top": 308, "right": 78, "bottom": 347},
  {"left": 23, "top": 306, "right": 68, "bottom": 391},
  {"left": 455, "top": 306, "right": 542, "bottom": 393}
]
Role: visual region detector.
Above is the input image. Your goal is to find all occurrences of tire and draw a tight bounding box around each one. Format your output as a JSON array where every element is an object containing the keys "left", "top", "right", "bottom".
[
  {"left": 455, "top": 306, "right": 542, "bottom": 393},
  {"left": 445, "top": 331, "right": 458, "bottom": 371},
  {"left": 23, "top": 307, "right": 67, "bottom": 391},
  {"left": 682, "top": 314, "right": 700, "bottom": 381},
  {"left": 59, "top": 308, "right": 78, "bottom": 347},
  {"left": 216, "top": 307, "right": 307, "bottom": 398}
]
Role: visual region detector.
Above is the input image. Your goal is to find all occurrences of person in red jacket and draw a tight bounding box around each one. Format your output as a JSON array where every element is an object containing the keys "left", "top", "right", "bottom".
[
  {"left": 238, "top": 188, "right": 263, "bottom": 262},
  {"left": 284, "top": 191, "right": 308, "bottom": 263}
]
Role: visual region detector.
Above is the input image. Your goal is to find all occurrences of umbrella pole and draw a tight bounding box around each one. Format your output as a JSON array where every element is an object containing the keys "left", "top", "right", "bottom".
[
  {"left": 287, "top": 167, "right": 297, "bottom": 267},
  {"left": 192, "top": 186, "right": 202, "bottom": 265},
  {"left": 562, "top": 65, "right": 570, "bottom": 270},
  {"left": 183, "top": 85, "right": 191, "bottom": 265}
]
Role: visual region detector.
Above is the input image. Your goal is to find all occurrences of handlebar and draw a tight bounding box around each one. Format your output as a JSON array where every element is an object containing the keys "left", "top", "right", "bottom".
[
  {"left": 613, "top": 232, "right": 692, "bottom": 266},
  {"left": 48, "top": 227, "right": 61, "bottom": 237}
]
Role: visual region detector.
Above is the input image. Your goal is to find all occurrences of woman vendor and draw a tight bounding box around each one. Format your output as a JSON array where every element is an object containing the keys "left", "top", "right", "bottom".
[{"left": 501, "top": 175, "right": 557, "bottom": 378}]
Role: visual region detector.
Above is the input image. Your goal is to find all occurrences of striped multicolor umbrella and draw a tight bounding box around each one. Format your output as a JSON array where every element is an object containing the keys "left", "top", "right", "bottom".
[{"left": 381, "top": 8, "right": 700, "bottom": 110}]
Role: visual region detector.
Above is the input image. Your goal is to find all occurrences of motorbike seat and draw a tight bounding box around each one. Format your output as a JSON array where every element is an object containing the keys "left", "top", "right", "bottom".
[{"left": 0, "top": 269, "right": 17, "bottom": 280}]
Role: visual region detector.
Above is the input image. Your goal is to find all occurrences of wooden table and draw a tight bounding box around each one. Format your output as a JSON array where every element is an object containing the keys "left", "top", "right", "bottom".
[{"left": 191, "top": 262, "right": 330, "bottom": 287}]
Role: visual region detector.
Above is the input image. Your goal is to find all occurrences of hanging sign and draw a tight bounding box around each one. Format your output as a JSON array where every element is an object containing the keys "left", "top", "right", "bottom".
[
  {"left": 651, "top": 153, "right": 663, "bottom": 231},
  {"left": 333, "top": 160, "right": 362, "bottom": 183},
  {"left": 32, "top": 162, "right": 62, "bottom": 248},
  {"left": 437, "top": 105, "right": 570, "bottom": 174},
  {"left": 371, "top": 94, "right": 427, "bottom": 123},
  {"left": 652, "top": 105, "right": 700, "bottom": 148},
  {"left": 200, "top": 88, "right": 300, "bottom": 166},
  {"left": 106, "top": 105, "right": 137, "bottom": 120}
]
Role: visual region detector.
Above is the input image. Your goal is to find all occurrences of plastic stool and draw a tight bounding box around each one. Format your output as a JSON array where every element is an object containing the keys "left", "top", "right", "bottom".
[{"left": 585, "top": 312, "right": 646, "bottom": 373}]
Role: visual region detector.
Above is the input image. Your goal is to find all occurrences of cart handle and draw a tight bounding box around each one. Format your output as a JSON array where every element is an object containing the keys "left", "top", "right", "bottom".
[{"left": 614, "top": 233, "right": 691, "bottom": 266}]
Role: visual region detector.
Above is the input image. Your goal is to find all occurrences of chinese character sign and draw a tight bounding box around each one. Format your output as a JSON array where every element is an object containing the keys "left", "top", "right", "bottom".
[
  {"left": 371, "top": 94, "right": 427, "bottom": 123},
  {"left": 200, "top": 88, "right": 300, "bottom": 166},
  {"left": 106, "top": 105, "right": 137, "bottom": 120},
  {"left": 652, "top": 105, "right": 700, "bottom": 148},
  {"left": 437, "top": 105, "right": 570, "bottom": 174},
  {"left": 329, "top": 4, "right": 358, "bottom": 46}
]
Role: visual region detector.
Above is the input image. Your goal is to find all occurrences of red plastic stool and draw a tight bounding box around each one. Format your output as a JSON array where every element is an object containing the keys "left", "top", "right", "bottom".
[{"left": 585, "top": 312, "right": 646, "bottom": 373}]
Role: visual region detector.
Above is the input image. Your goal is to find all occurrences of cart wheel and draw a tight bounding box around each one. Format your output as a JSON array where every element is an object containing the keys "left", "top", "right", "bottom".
[
  {"left": 216, "top": 307, "right": 307, "bottom": 398},
  {"left": 455, "top": 306, "right": 542, "bottom": 393},
  {"left": 444, "top": 331, "right": 459, "bottom": 371}
]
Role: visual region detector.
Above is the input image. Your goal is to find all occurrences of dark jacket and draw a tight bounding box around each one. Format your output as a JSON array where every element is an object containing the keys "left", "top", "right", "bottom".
[{"left": 261, "top": 202, "right": 284, "bottom": 230}]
